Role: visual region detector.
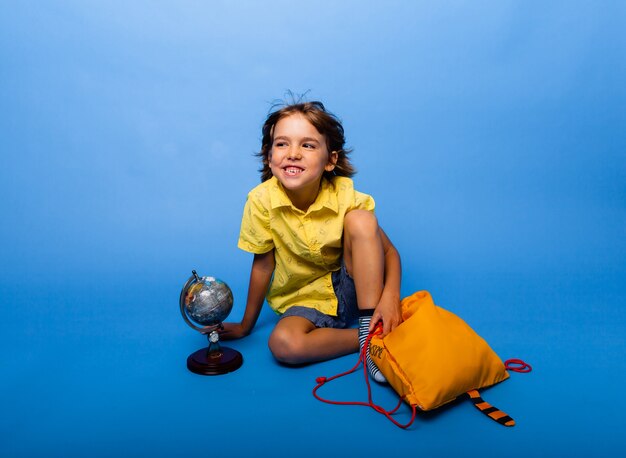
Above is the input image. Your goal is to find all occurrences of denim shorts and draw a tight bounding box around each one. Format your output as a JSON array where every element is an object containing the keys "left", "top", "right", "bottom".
[{"left": 279, "top": 263, "right": 358, "bottom": 329}]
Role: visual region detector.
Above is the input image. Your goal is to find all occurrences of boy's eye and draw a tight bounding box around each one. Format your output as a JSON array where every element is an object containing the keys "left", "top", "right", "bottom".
[
  {"left": 303, "top": 143, "right": 315, "bottom": 149},
  {"left": 274, "top": 141, "right": 287, "bottom": 147}
]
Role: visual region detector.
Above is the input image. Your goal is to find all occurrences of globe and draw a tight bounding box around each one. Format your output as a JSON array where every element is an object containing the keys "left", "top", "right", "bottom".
[
  {"left": 180, "top": 271, "right": 234, "bottom": 332},
  {"left": 179, "top": 270, "right": 243, "bottom": 375}
]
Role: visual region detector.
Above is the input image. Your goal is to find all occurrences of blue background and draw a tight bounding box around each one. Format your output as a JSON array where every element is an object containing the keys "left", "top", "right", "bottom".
[{"left": 1, "top": 1, "right": 624, "bottom": 456}]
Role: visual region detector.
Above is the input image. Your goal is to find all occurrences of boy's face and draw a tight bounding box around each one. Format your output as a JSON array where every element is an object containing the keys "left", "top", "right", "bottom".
[{"left": 269, "top": 113, "right": 338, "bottom": 210}]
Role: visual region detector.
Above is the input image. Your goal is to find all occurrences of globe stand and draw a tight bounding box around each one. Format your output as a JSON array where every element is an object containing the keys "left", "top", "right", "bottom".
[
  {"left": 180, "top": 271, "right": 243, "bottom": 376},
  {"left": 186, "top": 328, "right": 243, "bottom": 376}
]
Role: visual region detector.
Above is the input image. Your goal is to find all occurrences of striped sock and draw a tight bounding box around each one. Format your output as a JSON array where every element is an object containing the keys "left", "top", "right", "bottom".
[{"left": 358, "top": 313, "right": 387, "bottom": 383}]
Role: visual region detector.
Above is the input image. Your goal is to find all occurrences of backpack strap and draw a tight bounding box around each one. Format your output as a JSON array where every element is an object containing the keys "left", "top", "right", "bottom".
[{"left": 466, "top": 390, "right": 515, "bottom": 427}]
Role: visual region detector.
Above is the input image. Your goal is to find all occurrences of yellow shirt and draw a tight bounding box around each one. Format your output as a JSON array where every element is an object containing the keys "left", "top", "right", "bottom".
[{"left": 238, "top": 176, "right": 375, "bottom": 315}]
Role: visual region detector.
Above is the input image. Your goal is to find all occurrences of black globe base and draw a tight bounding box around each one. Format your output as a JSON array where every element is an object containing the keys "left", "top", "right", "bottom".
[{"left": 186, "top": 346, "right": 243, "bottom": 375}]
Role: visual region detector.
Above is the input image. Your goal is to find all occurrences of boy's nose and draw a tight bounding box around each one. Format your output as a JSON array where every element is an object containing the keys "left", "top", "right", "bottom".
[{"left": 287, "top": 148, "right": 301, "bottom": 160}]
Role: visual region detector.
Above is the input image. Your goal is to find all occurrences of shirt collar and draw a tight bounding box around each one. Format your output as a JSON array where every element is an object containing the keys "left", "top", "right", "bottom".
[{"left": 269, "top": 176, "right": 339, "bottom": 214}]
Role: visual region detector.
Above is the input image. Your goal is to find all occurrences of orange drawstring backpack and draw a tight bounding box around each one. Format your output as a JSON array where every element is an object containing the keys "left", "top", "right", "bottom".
[{"left": 314, "top": 290, "right": 530, "bottom": 428}]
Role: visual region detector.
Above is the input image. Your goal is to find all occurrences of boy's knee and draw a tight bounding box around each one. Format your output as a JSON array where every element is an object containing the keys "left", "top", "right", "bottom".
[
  {"left": 268, "top": 328, "right": 307, "bottom": 364},
  {"left": 344, "top": 210, "right": 379, "bottom": 240}
]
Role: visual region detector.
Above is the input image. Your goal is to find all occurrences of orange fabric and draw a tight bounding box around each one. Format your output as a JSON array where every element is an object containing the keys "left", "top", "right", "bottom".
[
  {"left": 370, "top": 291, "right": 509, "bottom": 411},
  {"left": 490, "top": 410, "right": 509, "bottom": 420}
]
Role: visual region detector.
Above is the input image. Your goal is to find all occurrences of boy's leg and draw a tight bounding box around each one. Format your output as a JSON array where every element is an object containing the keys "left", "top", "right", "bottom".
[
  {"left": 343, "top": 210, "right": 384, "bottom": 310},
  {"left": 268, "top": 316, "right": 358, "bottom": 365},
  {"left": 343, "top": 209, "right": 387, "bottom": 382}
]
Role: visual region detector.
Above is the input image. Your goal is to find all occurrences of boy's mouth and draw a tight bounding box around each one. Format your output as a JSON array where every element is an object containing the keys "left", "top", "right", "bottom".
[{"left": 284, "top": 166, "right": 304, "bottom": 176}]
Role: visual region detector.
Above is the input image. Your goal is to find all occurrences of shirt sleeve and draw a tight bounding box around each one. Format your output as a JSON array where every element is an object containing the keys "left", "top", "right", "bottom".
[
  {"left": 353, "top": 190, "right": 376, "bottom": 212},
  {"left": 238, "top": 192, "right": 274, "bottom": 254}
]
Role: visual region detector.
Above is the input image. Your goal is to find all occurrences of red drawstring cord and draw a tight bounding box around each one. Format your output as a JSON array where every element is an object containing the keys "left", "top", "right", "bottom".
[
  {"left": 313, "top": 325, "right": 417, "bottom": 429},
  {"left": 505, "top": 358, "right": 532, "bottom": 373}
]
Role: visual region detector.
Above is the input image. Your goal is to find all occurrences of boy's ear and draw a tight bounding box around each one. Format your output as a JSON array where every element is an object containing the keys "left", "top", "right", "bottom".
[{"left": 325, "top": 151, "right": 339, "bottom": 171}]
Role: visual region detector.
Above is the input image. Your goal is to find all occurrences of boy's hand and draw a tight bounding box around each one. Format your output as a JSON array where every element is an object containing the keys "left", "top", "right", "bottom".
[
  {"left": 217, "top": 322, "right": 249, "bottom": 340},
  {"left": 369, "top": 291, "right": 402, "bottom": 337}
]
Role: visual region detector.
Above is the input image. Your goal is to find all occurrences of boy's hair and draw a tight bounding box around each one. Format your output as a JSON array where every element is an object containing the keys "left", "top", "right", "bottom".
[{"left": 256, "top": 101, "right": 356, "bottom": 182}]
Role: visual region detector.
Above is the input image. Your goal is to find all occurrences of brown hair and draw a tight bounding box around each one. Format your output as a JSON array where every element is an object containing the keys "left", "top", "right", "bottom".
[{"left": 256, "top": 101, "right": 356, "bottom": 182}]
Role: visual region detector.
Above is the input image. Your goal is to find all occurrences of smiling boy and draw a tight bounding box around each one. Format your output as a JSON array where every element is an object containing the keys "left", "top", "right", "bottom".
[{"left": 221, "top": 101, "right": 402, "bottom": 382}]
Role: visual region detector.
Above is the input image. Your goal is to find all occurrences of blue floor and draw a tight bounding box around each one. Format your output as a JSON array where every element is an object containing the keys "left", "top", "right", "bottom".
[
  {"left": 2, "top": 268, "right": 624, "bottom": 456},
  {"left": 1, "top": 2, "right": 625, "bottom": 456}
]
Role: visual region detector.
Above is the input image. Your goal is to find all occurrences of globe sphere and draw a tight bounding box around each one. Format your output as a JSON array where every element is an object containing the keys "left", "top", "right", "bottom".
[{"left": 180, "top": 273, "right": 233, "bottom": 332}]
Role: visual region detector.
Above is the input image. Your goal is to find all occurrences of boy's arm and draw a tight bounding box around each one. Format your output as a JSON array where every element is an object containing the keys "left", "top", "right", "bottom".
[
  {"left": 370, "top": 227, "right": 402, "bottom": 336},
  {"left": 219, "top": 249, "right": 275, "bottom": 340}
]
